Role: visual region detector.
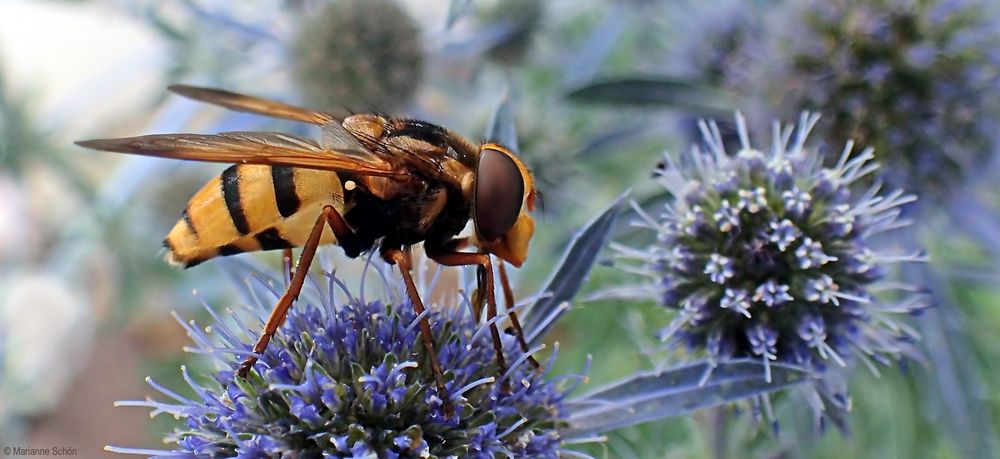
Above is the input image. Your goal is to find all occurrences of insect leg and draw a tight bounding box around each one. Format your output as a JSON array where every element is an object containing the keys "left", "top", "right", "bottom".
[
  {"left": 426, "top": 251, "right": 512, "bottom": 393},
  {"left": 498, "top": 262, "right": 542, "bottom": 370},
  {"left": 236, "top": 205, "right": 352, "bottom": 378},
  {"left": 382, "top": 247, "right": 453, "bottom": 416}
]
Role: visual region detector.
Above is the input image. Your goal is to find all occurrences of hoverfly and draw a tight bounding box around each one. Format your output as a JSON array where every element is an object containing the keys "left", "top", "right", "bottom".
[{"left": 76, "top": 86, "right": 540, "bottom": 404}]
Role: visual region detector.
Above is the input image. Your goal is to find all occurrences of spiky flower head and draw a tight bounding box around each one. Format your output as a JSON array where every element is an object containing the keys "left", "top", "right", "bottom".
[
  {"left": 292, "top": 0, "right": 424, "bottom": 112},
  {"left": 623, "top": 113, "right": 927, "bottom": 405},
  {"left": 757, "top": 0, "right": 1000, "bottom": 195},
  {"left": 108, "top": 265, "right": 567, "bottom": 458}
]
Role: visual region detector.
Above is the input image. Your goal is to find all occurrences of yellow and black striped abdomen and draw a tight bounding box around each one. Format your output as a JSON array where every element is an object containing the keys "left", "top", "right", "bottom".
[{"left": 164, "top": 164, "right": 347, "bottom": 267}]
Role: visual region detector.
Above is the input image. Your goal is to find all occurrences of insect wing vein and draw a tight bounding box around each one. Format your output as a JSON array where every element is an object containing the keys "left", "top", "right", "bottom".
[{"left": 76, "top": 132, "right": 403, "bottom": 177}]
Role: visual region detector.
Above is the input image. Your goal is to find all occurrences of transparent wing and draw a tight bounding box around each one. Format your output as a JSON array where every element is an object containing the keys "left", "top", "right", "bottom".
[
  {"left": 168, "top": 84, "right": 346, "bottom": 125},
  {"left": 76, "top": 131, "right": 403, "bottom": 177},
  {"left": 320, "top": 122, "right": 374, "bottom": 155}
]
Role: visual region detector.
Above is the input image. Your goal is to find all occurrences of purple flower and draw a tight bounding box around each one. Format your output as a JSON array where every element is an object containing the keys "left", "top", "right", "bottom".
[
  {"left": 619, "top": 113, "right": 929, "bottom": 425},
  {"left": 107, "top": 263, "right": 567, "bottom": 458},
  {"left": 756, "top": 0, "right": 1000, "bottom": 196}
]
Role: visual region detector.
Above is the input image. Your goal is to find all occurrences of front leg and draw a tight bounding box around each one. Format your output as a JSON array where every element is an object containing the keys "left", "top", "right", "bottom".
[
  {"left": 429, "top": 238, "right": 541, "bottom": 372},
  {"left": 425, "top": 248, "right": 510, "bottom": 392},
  {"left": 498, "top": 262, "right": 541, "bottom": 370}
]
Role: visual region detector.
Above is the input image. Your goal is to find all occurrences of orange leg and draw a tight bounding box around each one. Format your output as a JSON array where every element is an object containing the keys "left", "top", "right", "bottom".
[
  {"left": 498, "top": 262, "right": 542, "bottom": 370},
  {"left": 236, "top": 206, "right": 352, "bottom": 378},
  {"left": 427, "top": 251, "right": 513, "bottom": 392},
  {"left": 382, "top": 247, "right": 452, "bottom": 416}
]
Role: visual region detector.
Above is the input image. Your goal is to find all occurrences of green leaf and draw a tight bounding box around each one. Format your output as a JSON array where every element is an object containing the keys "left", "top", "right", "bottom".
[
  {"left": 563, "top": 359, "right": 813, "bottom": 436},
  {"left": 524, "top": 192, "right": 628, "bottom": 344},
  {"left": 566, "top": 77, "right": 733, "bottom": 114}
]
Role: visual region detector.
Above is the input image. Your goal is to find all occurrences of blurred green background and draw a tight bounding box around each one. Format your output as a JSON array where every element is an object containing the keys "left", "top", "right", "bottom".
[{"left": 0, "top": 0, "right": 998, "bottom": 458}]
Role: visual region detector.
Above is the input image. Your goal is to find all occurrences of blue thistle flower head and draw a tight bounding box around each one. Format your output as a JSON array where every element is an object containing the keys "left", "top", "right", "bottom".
[
  {"left": 624, "top": 113, "right": 928, "bottom": 411},
  {"left": 758, "top": 0, "right": 1000, "bottom": 195},
  {"left": 292, "top": 0, "right": 424, "bottom": 112},
  {"left": 108, "top": 263, "right": 568, "bottom": 458}
]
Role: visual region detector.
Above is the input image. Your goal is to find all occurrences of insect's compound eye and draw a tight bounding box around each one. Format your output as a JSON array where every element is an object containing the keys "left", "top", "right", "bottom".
[{"left": 474, "top": 147, "right": 525, "bottom": 242}]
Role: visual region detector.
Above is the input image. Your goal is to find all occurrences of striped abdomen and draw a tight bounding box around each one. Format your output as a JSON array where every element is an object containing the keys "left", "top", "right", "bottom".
[{"left": 164, "top": 164, "right": 347, "bottom": 267}]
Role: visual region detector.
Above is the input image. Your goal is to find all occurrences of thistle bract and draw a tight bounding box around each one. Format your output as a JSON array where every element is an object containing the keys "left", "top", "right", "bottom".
[
  {"left": 760, "top": 0, "right": 1000, "bottom": 194},
  {"left": 292, "top": 0, "right": 424, "bottom": 112},
  {"left": 110, "top": 266, "right": 566, "bottom": 458},
  {"left": 626, "top": 113, "right": 927, "bottom": 392}
]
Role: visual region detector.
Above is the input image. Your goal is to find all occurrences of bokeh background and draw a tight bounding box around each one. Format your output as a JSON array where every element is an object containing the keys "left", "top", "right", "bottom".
[{"left": 0, "top": 0, "right": 998, "bottom": 458}]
